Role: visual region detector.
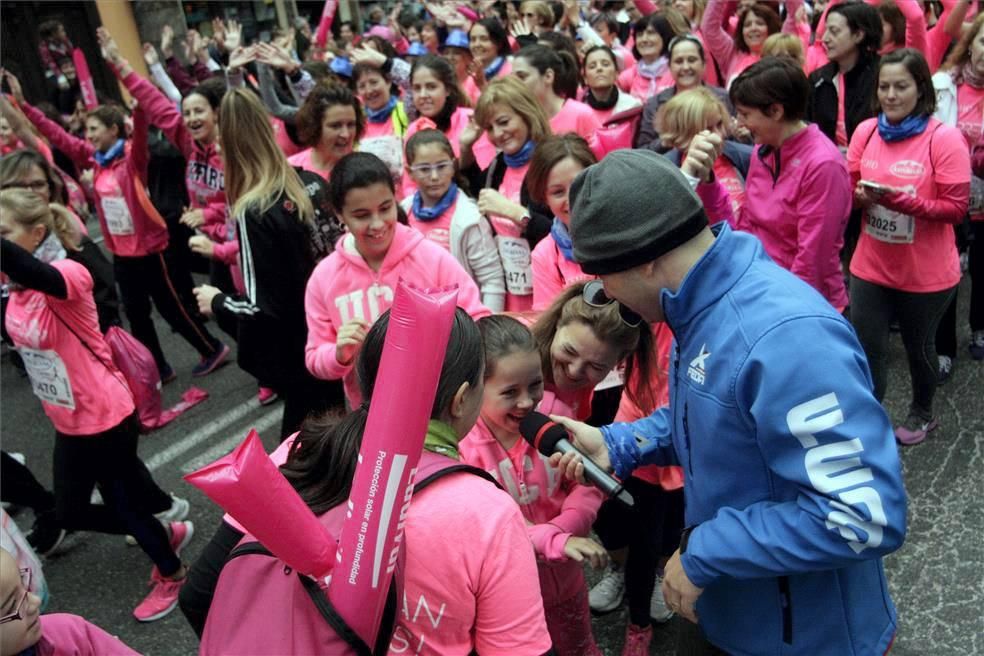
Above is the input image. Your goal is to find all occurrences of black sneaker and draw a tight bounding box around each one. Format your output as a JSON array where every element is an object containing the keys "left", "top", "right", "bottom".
[{"left": 26, "top": 511, "right": 67, "bottom": 556}]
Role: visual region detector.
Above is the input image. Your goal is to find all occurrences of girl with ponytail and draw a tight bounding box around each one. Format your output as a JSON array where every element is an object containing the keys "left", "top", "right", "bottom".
[{"left": 512, "top": 45, "right": 603, "bottom": 142}]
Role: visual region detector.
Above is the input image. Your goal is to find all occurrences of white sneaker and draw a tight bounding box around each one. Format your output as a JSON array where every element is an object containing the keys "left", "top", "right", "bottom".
[
  {"left": 126, "top": 496, "right": 190, "bottom": 546},
  {"left": 589, "top": 564, "right": 625, "bottom": 613},
  {"left": 650, "top": 575, "right": 674, "bottom": 623}
]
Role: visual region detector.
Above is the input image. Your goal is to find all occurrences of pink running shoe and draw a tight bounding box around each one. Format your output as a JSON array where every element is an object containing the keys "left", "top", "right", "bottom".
[
  {"left": 622, "top": 623, "right": 653, "bottom": 656},
  {"left": 133, "top": 570, "right": 184, "bottom": 622},
  {"left": 894, "top": 413, "right": 939, "bottom": 446},
  {"left": 257, "top": 387, "right": 279, "bottom": 406},
  {"left": 168, "top": 520, "right": 194, "bottom": 558}
]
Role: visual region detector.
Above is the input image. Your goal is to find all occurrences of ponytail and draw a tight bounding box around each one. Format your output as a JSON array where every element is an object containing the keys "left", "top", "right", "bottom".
[
  {"left": 49, "top": 203, "right": 82, "bottom": 251},
  {"left": 516, "top": 44, "right": 579, "bottom": 99},
  {"left": 0, "top": 189, "right": 80, "bottom": 251}
]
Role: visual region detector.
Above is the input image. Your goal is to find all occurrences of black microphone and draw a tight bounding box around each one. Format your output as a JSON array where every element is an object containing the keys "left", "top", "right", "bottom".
[{"left": 520, "top": 411, "right": 634, "bottom": 507}]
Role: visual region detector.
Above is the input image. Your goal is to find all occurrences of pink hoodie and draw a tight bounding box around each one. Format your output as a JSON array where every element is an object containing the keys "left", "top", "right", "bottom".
[
  {"left": 736, "top": 124, "right": 851, "bottom": 310},
  {"left": 304, "top": 223, "right": 490, "bottom": 405},
  {"left": 459, "top": 418, "right": 604, "bottom": 605},
  {"left": 121, "top": 71, "right": 228, "bottom": 240}
]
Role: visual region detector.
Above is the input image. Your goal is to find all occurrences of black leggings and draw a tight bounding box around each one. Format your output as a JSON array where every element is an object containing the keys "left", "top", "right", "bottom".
[
  {"left": 970, "top": 220, "right": 984, "bottom": 332},
  {"left": 179, "top": 520, "right": 244, "bottom": 637},
  {"left": 1, "top": 451, "right": 55, "bottom": 514},
  {"left": 593, "top": 477, "right": 684, "bottom": 627},
  {"left": 114, "top": 252, "right": 221, "bottom": 372},
  {"left": 53, "top": 413, "right": 179, "bottom": 576},
  {"left": 850, "top": 277, "right": 957, "bottom": 417}
]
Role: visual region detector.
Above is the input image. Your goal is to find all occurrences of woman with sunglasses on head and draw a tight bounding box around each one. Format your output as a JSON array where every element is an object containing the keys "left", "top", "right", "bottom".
[
  {"left": 635, "top": 34, "right": 732, "bottom": 151},
  {"left": 402, "top": 129, "right": 505, "bottom": 311},
  {"left": 730, "top": 57, "right": 853, "bottom": 313},
  {"left": 460, "top": 77, "right": 554, "bottom": 312},
  {"left": 847, "top": 48, "right": 970, "bottom": 445},
  {"left": 531, "top": 280, "right": 655, "bottom": 423}
]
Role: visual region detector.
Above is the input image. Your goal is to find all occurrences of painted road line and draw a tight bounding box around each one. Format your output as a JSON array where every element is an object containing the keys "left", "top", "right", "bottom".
[
  {"left": 145, "top": 397, "right": 262, "bottom": 471},
  {"left": 179, "top": 406, "right": 283, "bottom": 474}
]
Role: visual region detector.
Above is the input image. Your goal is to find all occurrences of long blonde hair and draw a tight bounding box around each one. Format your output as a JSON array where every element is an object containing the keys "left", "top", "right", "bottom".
[
  {"left": 0, "top": 188, "right": 80, "bottom": 251},
  {"left": 220, "top": 88, "right": 314, "bottom": 222}
]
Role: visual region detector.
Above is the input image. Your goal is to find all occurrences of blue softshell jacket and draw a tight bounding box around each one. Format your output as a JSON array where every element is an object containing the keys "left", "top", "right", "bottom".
[{"left": 602, "top": 224, "right": 907, "bottom": 655}]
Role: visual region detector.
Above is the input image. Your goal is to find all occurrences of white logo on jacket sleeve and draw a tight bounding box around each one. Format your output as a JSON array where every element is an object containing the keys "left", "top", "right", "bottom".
[
  {"left": 786, "top": 393, "right": 888, "bottom": 554},
  {"left": 687, "top": 344, "right": 711, "bottom": 385}
]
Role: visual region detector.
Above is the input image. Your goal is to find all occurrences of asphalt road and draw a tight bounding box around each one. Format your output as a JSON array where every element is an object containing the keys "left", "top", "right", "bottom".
[{"left": 1, "top": 277, "right": 981, "bottom": 656}]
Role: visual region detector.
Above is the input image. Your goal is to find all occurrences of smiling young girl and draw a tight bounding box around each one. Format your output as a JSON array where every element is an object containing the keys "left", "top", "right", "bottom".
[
  {"left": 402, "top": 129, "right": 505, "bottom": 311},
  {"left": 526, "top": 134, "right": 597, "bottom": 310},
  {"left": 459, "top": 315, "right": 606, "bottom": 656},
  {"left": 304, "top": 152, "right": 489, "bottom": 407}
]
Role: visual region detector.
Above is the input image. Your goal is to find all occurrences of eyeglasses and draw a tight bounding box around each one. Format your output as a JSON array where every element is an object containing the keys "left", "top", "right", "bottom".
[
  {"left": 3, "top": 180, "right": 49, "bottom": 192},
  {"left": 408, "top": 160, "right": 454, "bottom": 178},
  {"left": 582, "top": 280, "right": 643, "bottom": 328},
  {"left": 0, "top": 568, "right": 32, "bottom": 625}
]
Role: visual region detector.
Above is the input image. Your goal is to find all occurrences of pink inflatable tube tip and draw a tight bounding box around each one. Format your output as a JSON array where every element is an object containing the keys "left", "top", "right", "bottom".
[{"left": 184, "top": 429, "right": 337, "bottom": 578}]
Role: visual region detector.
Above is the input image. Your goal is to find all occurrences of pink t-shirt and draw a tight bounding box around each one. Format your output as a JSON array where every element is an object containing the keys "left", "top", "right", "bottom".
[
  {"left": 4, "top": 260, "right": 134, "bottom": 435},
  {"left": 287, "top": 148, "right": 332, "bottom": 182},
  {"left": 490, "top": 163, "right": 533, "bottom": 312},
  {"left": 407, "top": 197, "right": 455, "bottom": 252},
  {"left": 549, "top": 100, "right": 603, "bottom": 141},
  {"left": 848, "top": 118, "right": 969, "bottom": 292},
  {"left": 713, "top": 157, "right": 746, "bottom": 218},
  {"left": 271, "top": 116, "right": 302, "bottom": 157},
  {"left": 388, "top": 470, "right": 553, "bottom": 655}
]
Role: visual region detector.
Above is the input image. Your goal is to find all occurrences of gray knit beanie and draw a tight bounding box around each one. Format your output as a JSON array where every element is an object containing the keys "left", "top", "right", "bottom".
[{"left": 569, "top": 149, "right": 707, "bottom": 275}]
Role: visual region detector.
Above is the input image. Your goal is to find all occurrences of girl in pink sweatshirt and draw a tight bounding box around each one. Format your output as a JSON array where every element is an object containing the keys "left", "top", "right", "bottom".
[
  {"left": 459, "top": 315, "right": 606, "bottom": 656},
  {"left": 527, "top": 134, "right": 597, "bottom": 311},
  {"left": 304, "top": 152, "right": 489, "bottom": 406}
]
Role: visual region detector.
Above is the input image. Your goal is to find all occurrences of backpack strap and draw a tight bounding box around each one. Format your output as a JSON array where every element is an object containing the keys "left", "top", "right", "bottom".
[{"left": 299, "top": 575, "right": 376, "bottom": 656}]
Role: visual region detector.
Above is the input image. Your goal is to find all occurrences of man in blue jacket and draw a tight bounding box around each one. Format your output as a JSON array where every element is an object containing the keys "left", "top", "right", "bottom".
[{"left": 551, "top": 148, "right": 907, "bottom": 655}]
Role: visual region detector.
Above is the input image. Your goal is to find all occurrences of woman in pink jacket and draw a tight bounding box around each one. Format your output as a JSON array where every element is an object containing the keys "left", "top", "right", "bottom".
[
  {"left": 460, "top": 315, "right": 606, "bottom": 656},
  {"left": 730, "top": 57, "right": 853, "bottom": 312},
  {"left": 304, "top": 152, "right": 489, "bottom": 407},
  {"left": 19, "top": 31, "right": 227, "bottom": 381}
]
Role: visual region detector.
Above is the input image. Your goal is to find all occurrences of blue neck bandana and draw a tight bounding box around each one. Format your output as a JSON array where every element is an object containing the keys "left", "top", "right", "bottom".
[
  {"left": 877, "top": 112, "right": 930, "bottom": 142},
  {"left": 412, "top": 183, "right": 458, "bottom": 221},
  {"left": 503, "top": 140, "right": 535, "bottom": 168}
]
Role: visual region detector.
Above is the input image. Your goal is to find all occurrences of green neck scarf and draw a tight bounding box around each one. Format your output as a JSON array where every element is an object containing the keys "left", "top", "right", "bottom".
[{"left": 424, "top": 419, "right": 460, "bottom": 461}]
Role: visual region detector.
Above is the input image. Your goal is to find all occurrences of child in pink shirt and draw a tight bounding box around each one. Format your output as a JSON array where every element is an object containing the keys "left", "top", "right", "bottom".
[
  {"left": 304, "top": 152, "right": 489, "bottom": 407},
  {"left": 459, "top": 316, "right": 606, "bottom": 656}
]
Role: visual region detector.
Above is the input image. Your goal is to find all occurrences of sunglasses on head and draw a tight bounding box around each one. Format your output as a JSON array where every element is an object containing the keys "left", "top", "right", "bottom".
[{"left": 582, "top": 280, "right": 643, "bottom": 328}]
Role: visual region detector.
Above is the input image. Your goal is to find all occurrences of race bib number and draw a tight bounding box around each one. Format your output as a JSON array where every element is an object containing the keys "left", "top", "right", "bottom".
[
  {"left": 866, "top": 204, "right": 914, "bottom": 244},
  {"left": 496, "top": 235, "right": 532, "bottom": 296},
  {"left": 101, "top": 196, "right": 135, "bottom": 236},
  {"left": 359, "top": 136, "right": 404, "bottom": 179},
  {"left": 20, "top": 348, "right": 75, "bottom": 409}
]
